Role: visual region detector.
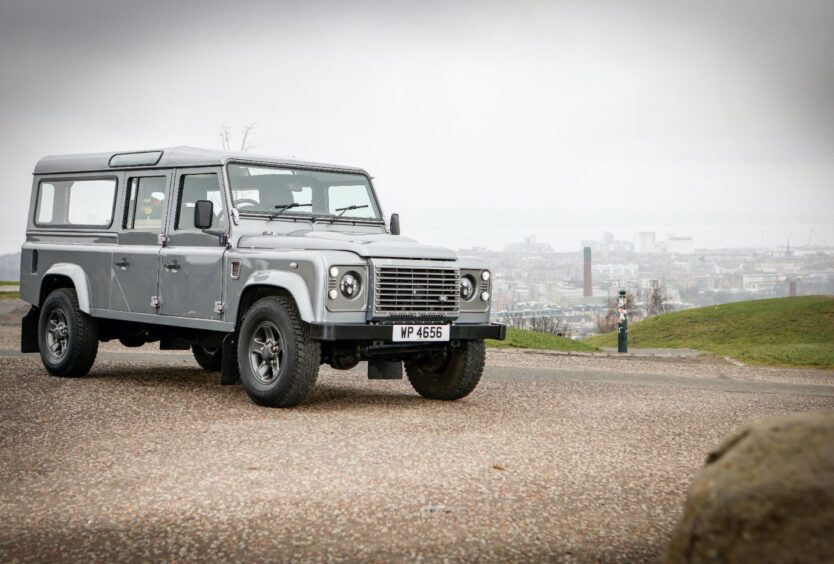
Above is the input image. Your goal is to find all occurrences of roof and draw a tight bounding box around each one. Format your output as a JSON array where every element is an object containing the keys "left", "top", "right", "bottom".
[{"left": 33, "top": 146, "right": 367, "bottom": 175}]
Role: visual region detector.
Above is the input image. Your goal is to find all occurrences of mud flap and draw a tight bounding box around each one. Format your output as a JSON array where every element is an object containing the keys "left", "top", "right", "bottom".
[
  {"left": 368, "top": 359, "right": 403, "bottom": 380},
  {"left": 221, "top": 332, "right": 240, "bottom": 385},
  {"left": 21, "top": 307, "right": 40, "bottom": 353}
]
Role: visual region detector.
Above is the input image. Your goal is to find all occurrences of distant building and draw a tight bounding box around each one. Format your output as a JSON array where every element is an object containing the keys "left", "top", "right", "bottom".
[
  {"left": 743, "top": 273, "right": 786, "bottom": 292},
  {"left": 635, "top": 232, "right": 656, "bottom": 253},
  {"left": 583, "top": 247, "right": 592, "bottom": 297},
  {"left": 505, "top": 235, "right": 553, "bottom": 255},
  {"left": 667, "top": 235, "right": 694, "bottom": 255},
  {"left": 592, "top": 263, "right": 639, "bottom": 280}
]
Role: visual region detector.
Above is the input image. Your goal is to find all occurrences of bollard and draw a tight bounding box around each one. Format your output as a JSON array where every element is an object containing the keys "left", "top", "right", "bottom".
[{"left": 617, "top": 289, "right": 628, "bottom": 353}]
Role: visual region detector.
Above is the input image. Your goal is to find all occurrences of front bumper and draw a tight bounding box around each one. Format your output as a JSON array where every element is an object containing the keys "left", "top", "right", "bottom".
[{"left": 310, "top": 322, "right": 506, "bottom": 342}]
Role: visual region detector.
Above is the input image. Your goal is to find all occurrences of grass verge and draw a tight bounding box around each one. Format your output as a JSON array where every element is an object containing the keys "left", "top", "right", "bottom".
[
  {"left": 585, "top": 296, "right": 834, "bottom": 368},
  {"left": 487, "top": 327, "right": 599, "bottom": 352}
]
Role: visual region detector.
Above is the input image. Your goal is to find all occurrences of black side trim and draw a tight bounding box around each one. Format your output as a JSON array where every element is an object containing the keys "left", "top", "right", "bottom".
[
  {"left": 21, "top": 306, "right": 40, "bottom": 353},
  {"left": 221, "top": 332, "right": 240, "bottom": 385}
]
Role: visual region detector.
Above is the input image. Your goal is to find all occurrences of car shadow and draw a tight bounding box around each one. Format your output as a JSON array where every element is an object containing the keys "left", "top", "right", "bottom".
[{"left": 84, "top": 364, "right": 431, "bottom": 411}]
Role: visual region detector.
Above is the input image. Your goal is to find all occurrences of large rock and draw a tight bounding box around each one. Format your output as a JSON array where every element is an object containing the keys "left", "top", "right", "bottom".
[{"left": 665, "top": 411, "right": 834, "bottom": 563}]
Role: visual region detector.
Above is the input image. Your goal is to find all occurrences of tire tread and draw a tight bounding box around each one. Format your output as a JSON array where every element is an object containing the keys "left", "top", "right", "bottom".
[
  {"left": 405, "top": 339, "right": 485, "bottom": 400},
  {"left": 39, "top": 288, "right": 98, "bottom": 378},
  {"left": 237, "top": 295, "right": 320, "bottom": 407}
]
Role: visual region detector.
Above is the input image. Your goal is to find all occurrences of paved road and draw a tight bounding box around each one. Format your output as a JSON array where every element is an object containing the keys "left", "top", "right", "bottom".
[{"left": 1, "top": 343, "right": 832, "bottom": 562}]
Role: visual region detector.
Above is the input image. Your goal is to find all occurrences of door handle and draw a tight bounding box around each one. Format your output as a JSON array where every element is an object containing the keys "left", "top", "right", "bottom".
[
  {"left": 165, "top": 262, "right": 181, "bottom": 271},
  {"left": 114, "top": 258, "right": 130, "bottom": 269}
]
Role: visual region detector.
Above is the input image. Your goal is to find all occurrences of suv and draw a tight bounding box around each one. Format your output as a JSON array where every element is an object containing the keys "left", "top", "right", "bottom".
[{"left": 20, "top": 147, "right": 505, "bottom": 407}]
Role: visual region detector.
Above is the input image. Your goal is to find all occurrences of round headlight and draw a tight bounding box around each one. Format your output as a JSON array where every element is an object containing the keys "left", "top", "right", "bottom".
[
  {"left": 460, "top": 275, "right": 476, "bottom": 300},
  {"left": 481, "top": 270, "right": 491, "bottom": 281},
  {"left": 339, "top": 272, "right": 361, "bottom": 298}
]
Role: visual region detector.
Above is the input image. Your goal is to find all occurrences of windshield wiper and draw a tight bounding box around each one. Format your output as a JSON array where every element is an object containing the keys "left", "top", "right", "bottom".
[
  {"left": 273, "top": 203, "right": 312, "bottom": 215},
  {"left": 335, "top": 204, "right": 369, "bottom": 217}
]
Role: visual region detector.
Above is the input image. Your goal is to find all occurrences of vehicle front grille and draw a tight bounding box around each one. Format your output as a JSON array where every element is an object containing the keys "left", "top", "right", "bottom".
[{"left": 373, "top": 266, "right": 460, "bottom": 315}]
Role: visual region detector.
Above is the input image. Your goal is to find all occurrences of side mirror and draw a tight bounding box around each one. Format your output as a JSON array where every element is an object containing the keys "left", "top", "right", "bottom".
[
  {"left": 194, "top": 200, "right": 213, "bottom": 230},
  {"left": 390, "top": 213, "right": 400, "bottom": 235}
]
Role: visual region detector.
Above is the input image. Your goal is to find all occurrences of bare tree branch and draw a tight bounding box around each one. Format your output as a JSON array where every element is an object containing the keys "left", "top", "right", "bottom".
[
  {"left": 239, "top": 122, "right": 257, "bottom": 152},
  {"left": 218, "top": 121, "right": 232, "bottom": 152},
  {"left": 647, "top": 280, "right": 669, "bottom": 317},
  {"left": 596, "top": 291, "right": 636, "bottom": 333}
]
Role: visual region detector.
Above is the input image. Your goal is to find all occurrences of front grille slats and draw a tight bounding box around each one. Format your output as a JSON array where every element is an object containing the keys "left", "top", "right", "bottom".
[{"left": 374, "top": 266, "right": 459, "bottom": 315}]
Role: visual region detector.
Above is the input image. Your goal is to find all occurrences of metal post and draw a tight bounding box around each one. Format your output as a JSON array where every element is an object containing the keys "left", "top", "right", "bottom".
[{"left": 617, "top": 289, "right": 628, "bottom": 353}]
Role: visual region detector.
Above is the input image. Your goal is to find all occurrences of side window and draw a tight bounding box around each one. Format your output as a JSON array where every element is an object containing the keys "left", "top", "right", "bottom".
[
  {"left": 328, "top": 184, "right": 375, "bottom": 218},
  {"left": 37, "top": 183, "right": 55, "bottom": 223},
  {"left": 36, "top": 178, "right": 117, "bottom": 227},
  {"left": 124, "top": 176, "right": 166, "bottom": 231},
  {"left": 176, "top": 173, "right": 224, "bottom": 230}
]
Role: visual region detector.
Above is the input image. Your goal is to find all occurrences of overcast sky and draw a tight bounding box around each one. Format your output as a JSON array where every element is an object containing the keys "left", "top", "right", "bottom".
[{"left": 1, "top": 0, "right": 832, "bottom": 253}]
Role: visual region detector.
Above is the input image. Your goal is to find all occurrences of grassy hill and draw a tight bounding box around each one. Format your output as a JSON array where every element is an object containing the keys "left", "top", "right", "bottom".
[
  {"left": 585, "top": 296, "right": 834, "bottom": 368},
  {"left": 487, "top": 328, "right": 599, "bottom": 352}
]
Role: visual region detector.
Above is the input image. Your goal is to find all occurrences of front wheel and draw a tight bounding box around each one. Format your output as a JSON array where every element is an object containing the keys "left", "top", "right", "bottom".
[
  {"left": 405, "top": 339, "right": 486, "bottom": 400},
  {"left": 38, "top": 288, "right": 99, "bottom": 377},
  {"left": 236, "top": 296, "right": 320, "bottom": 407}
]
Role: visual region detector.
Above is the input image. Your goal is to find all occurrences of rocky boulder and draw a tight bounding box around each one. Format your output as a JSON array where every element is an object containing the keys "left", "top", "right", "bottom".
[{"left": 665, "top": 411, "right": 834, "bottom": 563}]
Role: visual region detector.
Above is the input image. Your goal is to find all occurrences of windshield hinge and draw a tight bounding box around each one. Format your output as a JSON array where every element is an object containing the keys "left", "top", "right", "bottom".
[{"left": 157, "top": 234, "right": 168, "bottom": 247}]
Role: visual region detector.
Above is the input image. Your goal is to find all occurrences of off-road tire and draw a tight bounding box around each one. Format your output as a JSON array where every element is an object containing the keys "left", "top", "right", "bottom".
[
  {"left": 192, "top": 345, "right": 223, "bottom": 372},
  {"left": 237, "top": 296, "right": 320, "bottom": 407},
  {"left": 406, "top": 339, "right": 486, "bottom": 400},
  {"left": 38, "top": 288, "right": 99, "bottom": 377}
]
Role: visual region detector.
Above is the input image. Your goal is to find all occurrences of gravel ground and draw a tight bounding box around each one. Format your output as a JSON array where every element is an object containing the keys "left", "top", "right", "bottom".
[{"left": 1, "top": 301, "right": 832, "bottom": 562}]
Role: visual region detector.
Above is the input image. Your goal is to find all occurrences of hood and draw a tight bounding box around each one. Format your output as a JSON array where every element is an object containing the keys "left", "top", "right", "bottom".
[{"left": 237, "top": 229, "right": 458, "bottom": 260}]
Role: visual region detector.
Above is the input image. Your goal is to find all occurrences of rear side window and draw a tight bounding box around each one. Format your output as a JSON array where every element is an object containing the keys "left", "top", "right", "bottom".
[
  {"left": 124, "top": 176, "right": 166, "bottom": 231},
  {"left": 36, "top": 178, "right": 117, "bottom": 227}
]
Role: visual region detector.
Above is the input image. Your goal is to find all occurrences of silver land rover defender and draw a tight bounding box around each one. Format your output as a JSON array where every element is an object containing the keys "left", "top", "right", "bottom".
[{"left": 20, "top": 147, "right": 505, "bottom": 407}]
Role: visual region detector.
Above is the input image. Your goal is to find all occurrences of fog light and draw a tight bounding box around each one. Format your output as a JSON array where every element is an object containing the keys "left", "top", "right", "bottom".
[
  {"left": 329, "top": 266, "right": 339, "bottom": 277},
  {"left": 480, "top": 291, "right": 490, "bottom": 302},
  {"left": 328, "top": 289, "right": 338, "bottom": 300},
  {"left": 481, "top": 270, "right": 491, "bottom": 281}
]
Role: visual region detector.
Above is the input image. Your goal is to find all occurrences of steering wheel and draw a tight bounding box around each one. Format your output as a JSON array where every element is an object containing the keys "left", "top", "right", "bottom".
[{"left": 234, "top": 198, "right": 260, "bottom": 209}]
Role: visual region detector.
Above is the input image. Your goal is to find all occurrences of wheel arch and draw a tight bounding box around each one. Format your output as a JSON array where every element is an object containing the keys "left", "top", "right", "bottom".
[
  {"left": 40, "top": 263, "right": 92, "bottom": 313},
  {"left": 237, "top": 271, "right": 315, "bottom": 324}
]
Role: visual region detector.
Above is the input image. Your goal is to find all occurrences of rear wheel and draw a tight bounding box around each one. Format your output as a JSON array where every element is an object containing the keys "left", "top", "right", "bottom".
[
  {"left": 237, "top": 296, "right": 320, "bottom": 407},
  {"left": 192, "top": 345, "right": 223, "bottom": 372},
  {"left": 405, "top": 339, "right": 486, "bottom": 400},
  {"left": 38, "top": 288, "right": 99, "bottom": 377}
]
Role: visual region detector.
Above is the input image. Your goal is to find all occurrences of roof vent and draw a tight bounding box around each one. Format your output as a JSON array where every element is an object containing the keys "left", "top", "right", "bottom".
[{"left": 109, "top": 151, "right": 163, "bottom": 167}]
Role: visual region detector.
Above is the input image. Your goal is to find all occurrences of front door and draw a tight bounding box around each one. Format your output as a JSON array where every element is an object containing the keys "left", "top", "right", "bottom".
[
  {"left": 110, "top": 171, "right": 170, "bottom": 314},
  {"left": 159, "top": 168, "right": 227, "bottom": 319}
]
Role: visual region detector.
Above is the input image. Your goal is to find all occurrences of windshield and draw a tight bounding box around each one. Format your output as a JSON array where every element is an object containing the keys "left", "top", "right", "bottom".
[{"left": 227, "top": 163, "right": 381, "bottom": 220}]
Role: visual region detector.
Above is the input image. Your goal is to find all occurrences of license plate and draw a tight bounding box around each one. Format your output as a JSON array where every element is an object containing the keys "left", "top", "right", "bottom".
[{"left": 392, "top": 324, "right": 450, "bottom": 342}]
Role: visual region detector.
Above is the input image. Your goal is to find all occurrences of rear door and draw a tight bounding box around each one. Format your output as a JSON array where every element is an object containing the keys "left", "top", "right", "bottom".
[
  {"left": 110, "top": 171, "right": 170, "bottom": 314},
  {"left": 158, "top": 168, "right": 227, "bottom": 320}
]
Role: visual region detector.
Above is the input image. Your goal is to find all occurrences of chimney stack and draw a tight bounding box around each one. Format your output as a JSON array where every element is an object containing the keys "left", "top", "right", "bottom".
[{"left": 583, "top": 247, "right": 592, "bottom": 297}]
